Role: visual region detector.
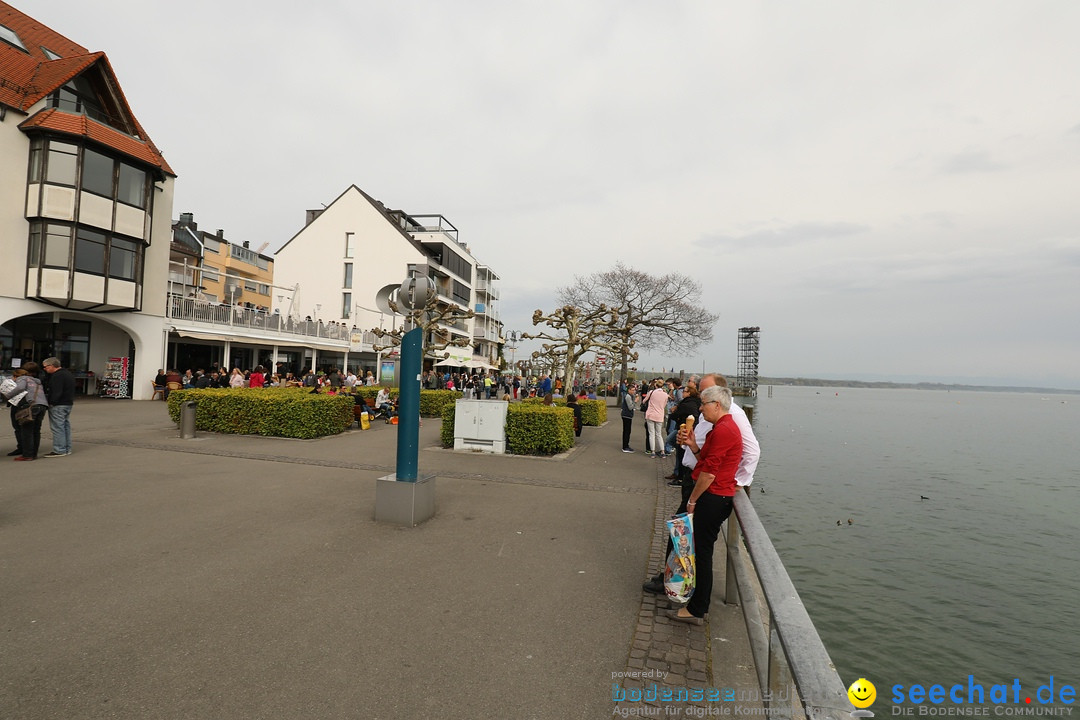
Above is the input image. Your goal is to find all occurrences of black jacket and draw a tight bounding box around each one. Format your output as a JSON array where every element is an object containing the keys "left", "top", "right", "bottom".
[
  {"left": 670, "top": 395, "right": 701, "bottom": 428},
  {"left": 45, "top": 367, "right": 76, "bottom": 407}
]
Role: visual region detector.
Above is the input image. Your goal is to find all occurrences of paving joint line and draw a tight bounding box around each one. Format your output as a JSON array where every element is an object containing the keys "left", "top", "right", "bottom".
[{"left": 76, "top": 437, "right": 651, "bottom": 494}]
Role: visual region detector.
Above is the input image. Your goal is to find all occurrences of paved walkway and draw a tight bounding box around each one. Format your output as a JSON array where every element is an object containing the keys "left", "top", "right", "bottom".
[{"left": 1, "top": 397, "right": 759, "bottom": 719}]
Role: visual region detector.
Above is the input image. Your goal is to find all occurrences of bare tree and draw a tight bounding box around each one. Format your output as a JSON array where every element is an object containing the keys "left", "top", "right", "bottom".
[
  {"left": 560, "top": 262, "right": 718, "bottom": 382},
  {"left": 522, "top": 304, "right": 637, "bottom": 393}
]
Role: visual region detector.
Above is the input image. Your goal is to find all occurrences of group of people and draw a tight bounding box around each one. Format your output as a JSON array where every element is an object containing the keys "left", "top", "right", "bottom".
[
  {"left": 621, "top": 373, "right": 761, "bottom": 625},
  {"left": 153, "top": 366, "right": 381, "bottom": 396},
  {"left": 2, "top": 358, "right": 75, "bottom": 461},
  {"left": 421, "top": 370, "right": 601, "bottom": 403}
]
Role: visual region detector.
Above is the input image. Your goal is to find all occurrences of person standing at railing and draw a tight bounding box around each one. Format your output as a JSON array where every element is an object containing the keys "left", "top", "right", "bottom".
[{"left": 668, "top": 384, "right": 742, "bottom": 625}]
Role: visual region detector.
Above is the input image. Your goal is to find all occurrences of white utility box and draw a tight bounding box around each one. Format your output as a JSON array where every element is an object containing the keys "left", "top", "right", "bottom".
[{"left": 453, "top": 399, "right": 508, "bottom": 454}]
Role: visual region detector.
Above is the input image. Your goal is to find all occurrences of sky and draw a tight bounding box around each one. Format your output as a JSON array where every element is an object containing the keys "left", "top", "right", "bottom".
[{"left": 32, "top": 1, "right": 1080, "bottom": 389}]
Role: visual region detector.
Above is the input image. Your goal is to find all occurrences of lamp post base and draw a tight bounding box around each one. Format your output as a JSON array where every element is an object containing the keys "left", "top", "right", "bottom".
[{"left": 375, "top": 473, "right": 436, "bottom": 526}]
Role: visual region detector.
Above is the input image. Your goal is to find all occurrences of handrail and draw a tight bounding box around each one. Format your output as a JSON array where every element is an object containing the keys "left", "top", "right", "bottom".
[
  {"left": 726, "top": 491, "right": 856, "bottom": 720},
  {"left": 164, "top": 294, "right": 377, "bottom": 347}
]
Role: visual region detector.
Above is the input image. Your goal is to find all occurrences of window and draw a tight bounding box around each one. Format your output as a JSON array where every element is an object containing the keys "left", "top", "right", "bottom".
[
  {"left": 28, "top": 139, "right": 43, "bottom": 182},
  {"left": 109, "top": 238, "right": 138, "bottom": 280},
  {"left": 343, "top": 263, "right": 353, "bottom": 288},
  {"left": 28, "top": 225, "right": 42, "bottom": 267},
  {"left": 258, "top": 284, "right": 270, "bottom": 295},
  {"left": 118, "top": 163, "right": 147, "bottom": 208},
  {"left": 202, "top": 268, "right": 220, "bottom": 282},
  {"left": 42, "top": 47, "right": 62, "bottom": 60},
  {"left": 0, "top": 23, "right": 27, "bottom": 51},
  {"left": 46, "top": 142, "right": 78, "bottom": 185},
  {"left": 31, "top": 220, "right": 143, "bottom": 279},
  {"left": 452, "top": 280, "right": 470, "bottom": 305},
  {"left": 49, "top": 75, "right": 118, "bottom": 130},
  {"left": 345, "top": 232, "right": 355, "bottom": 258},
  {"left": 32, "top": 139, "right": 151, "bottom": 209},
  {"left": 75, "top": 228, "right": 107, "bottom": 274},
  {"left": 43, "top": 224, "right": 72, "bottom": 268},
  {"left": 342, "top": 292, "right": 352, "bottom": 319},
  {"left": 82, "top": 148, "right": 114, "bottom": 197}
]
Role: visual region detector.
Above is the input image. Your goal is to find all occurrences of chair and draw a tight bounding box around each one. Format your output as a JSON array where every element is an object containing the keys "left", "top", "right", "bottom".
[
  {"left": 151, "top": 382, "right": 166, "bottom": 401},
  {"left": 166, "top": 381, "right": 183, "bottom": 392}
]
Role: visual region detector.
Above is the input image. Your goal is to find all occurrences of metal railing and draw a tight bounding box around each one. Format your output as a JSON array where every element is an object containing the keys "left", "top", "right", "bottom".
[
  {"left": 725, "top": 491, "right": 856, "bottom": 720},
  {"left": 165, "top": 294, "right": 377, "bottom": 347}
]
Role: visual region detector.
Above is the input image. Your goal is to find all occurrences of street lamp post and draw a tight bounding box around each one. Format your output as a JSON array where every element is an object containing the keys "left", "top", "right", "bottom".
[{"left": 375, "top": 276, "right": 437, "bottom": 527}]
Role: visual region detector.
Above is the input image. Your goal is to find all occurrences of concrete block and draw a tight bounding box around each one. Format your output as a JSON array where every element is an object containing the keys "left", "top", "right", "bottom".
[{"left": 375, "top": 473, "right": 436, "bottom": 526}]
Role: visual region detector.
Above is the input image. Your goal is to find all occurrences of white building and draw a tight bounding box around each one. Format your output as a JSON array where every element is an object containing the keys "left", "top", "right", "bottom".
[
  {"left": 273, "top": 185, "right": 503, "bottom": 374},
  {"left": 1, "top": 2, "right": 175, "bottom": 399}
]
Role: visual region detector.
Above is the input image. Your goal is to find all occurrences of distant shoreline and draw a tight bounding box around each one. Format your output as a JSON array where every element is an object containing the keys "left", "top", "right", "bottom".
[{"left": 755, "top": 377, "right": 1080, "bottom": 395}]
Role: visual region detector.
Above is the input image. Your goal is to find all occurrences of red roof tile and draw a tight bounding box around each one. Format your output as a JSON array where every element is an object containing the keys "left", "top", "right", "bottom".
[
  {"left": 19, "top": 108, "right": 173, "bottom": 174},
  {"left": 2, "top": 1, "right": 173, "bottom": 176}
]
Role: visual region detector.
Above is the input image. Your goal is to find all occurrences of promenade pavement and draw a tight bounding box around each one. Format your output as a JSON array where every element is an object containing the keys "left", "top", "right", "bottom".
[{"left": 1, "top": 397, "right": 758, "bottom": 719}]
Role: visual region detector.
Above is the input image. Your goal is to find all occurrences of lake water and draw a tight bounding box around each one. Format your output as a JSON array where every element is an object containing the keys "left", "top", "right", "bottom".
[{"left": 746, "top": 386, "right": 1079, "bottom": 701}]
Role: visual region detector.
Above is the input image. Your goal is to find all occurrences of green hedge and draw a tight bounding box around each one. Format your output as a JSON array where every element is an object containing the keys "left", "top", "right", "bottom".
[
  {"left": 520, "top": 397, "right": 606, "bottom": 426},
  {"left": 506, "top": 404, "right": 574, "bottom": 455},
  {"left": 440, "top": 401, "right": 574, "bottom": 455},
  {"left": 420, "top": 389, "right": 463, "bottom": 418},
  {"left": 166, "top": 388, "right": 353, "bottom": 439},
  {"left": 441, "top": 404, "right": 456, "bottom": 449}
]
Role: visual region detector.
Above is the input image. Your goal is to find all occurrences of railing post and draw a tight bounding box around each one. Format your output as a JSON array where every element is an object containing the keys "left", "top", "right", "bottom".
[
  {"left": 767, "top": 625, "right": 795, "bottom": 720},
  {"left": 725, "top": 508, "right": 741, "bottom": 606}
]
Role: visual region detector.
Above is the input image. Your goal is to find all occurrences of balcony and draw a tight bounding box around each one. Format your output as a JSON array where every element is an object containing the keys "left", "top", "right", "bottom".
[{"left": 165, "top": 294, "right": 379, "bottom": 352}]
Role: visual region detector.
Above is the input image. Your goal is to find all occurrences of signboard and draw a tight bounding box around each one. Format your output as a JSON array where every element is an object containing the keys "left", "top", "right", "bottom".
[{"left": 380, "top": 359, "right": 397, "bottom": 386}]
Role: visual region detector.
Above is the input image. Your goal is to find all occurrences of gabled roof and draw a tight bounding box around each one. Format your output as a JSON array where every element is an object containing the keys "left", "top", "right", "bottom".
[
  {"left": 276, "top": 184, "right": 430, "bottom": 257},
  {"left": 1, "top": 1, "right": 173, "bottom": 175}
]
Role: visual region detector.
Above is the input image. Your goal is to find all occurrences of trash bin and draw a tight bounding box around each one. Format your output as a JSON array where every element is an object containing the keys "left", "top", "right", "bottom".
[{"left": 180, "top": 400, "right": 198, "bottom": 439}]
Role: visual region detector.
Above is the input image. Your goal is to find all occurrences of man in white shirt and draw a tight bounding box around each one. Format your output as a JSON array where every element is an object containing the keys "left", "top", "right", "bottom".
[{"left": 642, "top": 372, "right": 760, "bottom": 595}]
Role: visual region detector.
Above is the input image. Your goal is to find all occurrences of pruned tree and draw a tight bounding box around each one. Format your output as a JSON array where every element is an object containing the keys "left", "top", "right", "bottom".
[
  {"left": 522, "top": 304, "right": 638, "bottom": 392},
  {"left": 371, "top": 292, "right": 474, "bottom": 357},
  {"left": 559, "top": 262, "right": 718, "bottom": 382}
]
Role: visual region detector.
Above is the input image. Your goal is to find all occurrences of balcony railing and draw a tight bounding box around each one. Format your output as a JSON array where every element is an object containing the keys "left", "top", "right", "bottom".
[{"left": 166, "top": 294, "right": 377, "bottom": 347}]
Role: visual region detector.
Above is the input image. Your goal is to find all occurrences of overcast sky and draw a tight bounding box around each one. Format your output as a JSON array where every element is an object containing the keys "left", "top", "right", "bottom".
[{"left": 34, "top": 1, "right": 1080, "bottom": 389}]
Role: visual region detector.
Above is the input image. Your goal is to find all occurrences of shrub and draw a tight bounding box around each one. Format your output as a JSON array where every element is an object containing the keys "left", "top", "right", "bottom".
[
  {"left": 166, "top": 387, "right": 353, "bottom": 439},
  {"left": 579, "top": 399, "right": 607, "bottom": 426},
  {"left": 505, "top": 404, "right": 574, "bottom": 455},
  {"left": 441, "top": 404, "right": 456, "bottom": 448},
  {"left": 520, "top": 396, "right": 606, "bottom": 425},
  {"left": 421, "top": 389, "right": 463, "bottom": 417}
]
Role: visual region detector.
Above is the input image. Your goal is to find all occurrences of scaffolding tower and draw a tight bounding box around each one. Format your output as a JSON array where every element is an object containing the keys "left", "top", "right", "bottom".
[{"left": 735, "top": 326, "right": 760, "bottom": 397}]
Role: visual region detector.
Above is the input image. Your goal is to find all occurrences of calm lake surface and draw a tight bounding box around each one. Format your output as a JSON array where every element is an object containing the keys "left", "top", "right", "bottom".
[{"left": 746, "top": 386, "right": 1079, "bottom": 696}]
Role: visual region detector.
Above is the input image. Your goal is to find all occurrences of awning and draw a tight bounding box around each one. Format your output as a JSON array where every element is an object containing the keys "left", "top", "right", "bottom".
[{"left": 171, "top": 329, "right": 352, "bottom": 353}]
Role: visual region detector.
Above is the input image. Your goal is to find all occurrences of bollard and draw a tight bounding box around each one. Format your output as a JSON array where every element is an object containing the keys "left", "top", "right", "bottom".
[{"left": 180, "top": 400, "right": 198, "bottom": 439}]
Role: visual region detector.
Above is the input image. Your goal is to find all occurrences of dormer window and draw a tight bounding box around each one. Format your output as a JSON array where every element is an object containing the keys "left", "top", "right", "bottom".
[
  {"left": 48, "top": 73, "right": 129, "bottom": 134},
  {"left": 0, "top": 22, "right": 27, "bottom": 51}
]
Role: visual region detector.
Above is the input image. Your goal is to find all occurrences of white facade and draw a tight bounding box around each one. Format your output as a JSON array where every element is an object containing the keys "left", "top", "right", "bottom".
[
  {"left": 273, "top": 186, "right": 428, "bottom": 335},
  {"left": 1, "top": 7, "right": 175, "bottom": 399}
]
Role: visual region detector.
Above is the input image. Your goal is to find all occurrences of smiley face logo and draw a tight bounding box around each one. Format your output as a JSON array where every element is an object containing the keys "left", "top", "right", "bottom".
[{"left": 848, "top": 678, "right": 876, "bottom": 709}]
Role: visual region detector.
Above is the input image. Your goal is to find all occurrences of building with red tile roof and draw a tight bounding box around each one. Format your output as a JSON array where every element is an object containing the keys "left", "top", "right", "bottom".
[{"left": 1, "top": 0, "right": 176, "bottom": 399}]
